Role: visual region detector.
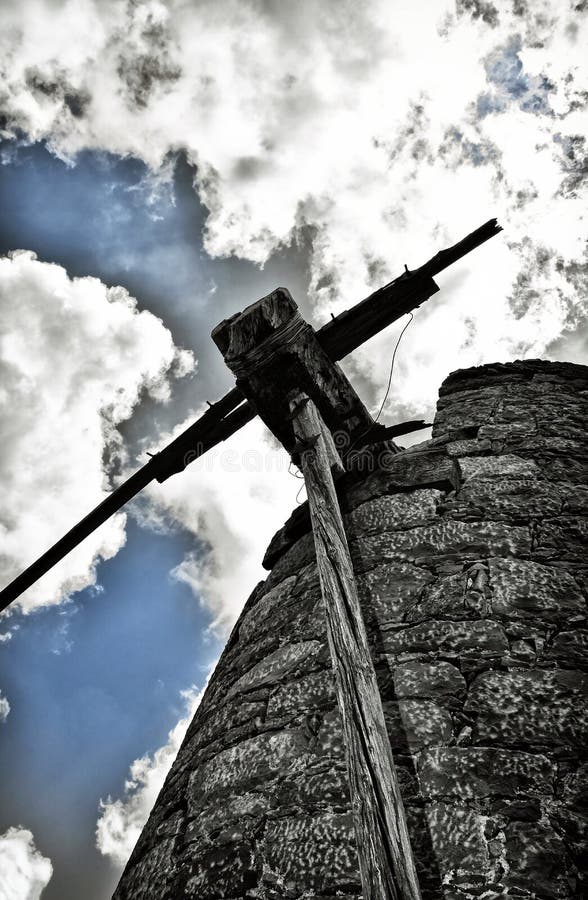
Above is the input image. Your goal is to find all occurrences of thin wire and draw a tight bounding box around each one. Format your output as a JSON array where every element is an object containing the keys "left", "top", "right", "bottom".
[
  {"left": 373, "top": 311, "right": 414, "bottom": 426},
  {"left": 349, "top": 312, "right": 415, "bottom": 453},
  {"left": 287, "top": 312, "right": 414, "bottom": 500},
  {"left": 288, "top": 459, "right": 307, "bottom": 504}
]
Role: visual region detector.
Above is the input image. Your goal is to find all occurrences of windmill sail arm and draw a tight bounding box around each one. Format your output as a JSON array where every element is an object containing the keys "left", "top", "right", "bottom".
[
  {"left": 314, "top": 218, "right": 501, "bottom": 360},
  {"left": 0, "top": 397, "right": 254, "bottom": 613},
  {"left": 153, "top": 397, "right": 255, "bottom": 482},
  {"left": 0, "top": 218, "right": 501, "bottom": 611}
]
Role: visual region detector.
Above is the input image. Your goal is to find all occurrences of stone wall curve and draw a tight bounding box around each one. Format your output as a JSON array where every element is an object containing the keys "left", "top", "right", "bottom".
[{"left": 113, "top": 359, "right": 588, "bottom": 900}]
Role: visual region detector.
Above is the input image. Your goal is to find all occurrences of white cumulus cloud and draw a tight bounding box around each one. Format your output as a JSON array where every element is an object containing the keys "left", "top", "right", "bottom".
[
  {"left": 136, "top": 415, "right": 299, "bottom": 634},
  {"left": 0, "top": 250, "right": 194, "bottom": 615},
  {"left": 96, "top": 675, "right": 211, "bottom": 867},
  {"left": 0, "top": 690, "right": 9, "bottom": 723},
  {"left": 0, "top": 0, "right": 586, "bottom": 419},
  {"left": 0, "top": 827, "right": 52, "bottom": 900}
]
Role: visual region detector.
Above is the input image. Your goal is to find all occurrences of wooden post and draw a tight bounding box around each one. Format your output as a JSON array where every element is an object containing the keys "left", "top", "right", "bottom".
[
  {"left": 289, "top": 390, "right": 422, "bottom": 900},
  {"left": 213, "top": 290, "right": 422, "bottom": 898}
]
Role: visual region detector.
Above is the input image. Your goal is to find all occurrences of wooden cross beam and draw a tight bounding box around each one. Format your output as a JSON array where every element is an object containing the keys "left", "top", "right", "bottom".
[
  {"left": 0, "top": 219, "right": 502, "bottom": 612},
  {"left": 211, "top": 286, "right": 375, "bottom": 458},
  {"left": 213, "top": 294, "right": 422, "bottom": 898}
]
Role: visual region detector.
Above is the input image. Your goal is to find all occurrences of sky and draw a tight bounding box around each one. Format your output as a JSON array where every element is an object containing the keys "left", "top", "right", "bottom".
[{"left": 0, "top": 1, "right": 586, "bottom": 898}]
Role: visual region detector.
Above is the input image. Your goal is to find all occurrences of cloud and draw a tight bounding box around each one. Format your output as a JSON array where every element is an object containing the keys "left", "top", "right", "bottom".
[
  {"left": 0, "top": 250, "right": 194, "bottom": 615},
  {"left": 0, "top": 0, "right": 584, "bottom": 639},
  {"left": 135, "top": 415, "right": 299, "bottom": 634},
  {"left": 0, "top": 827, "right": 52, "bottom": 900},
  {"left": 0, "top": 690, "right": 9, "bottom": 723},
  {"left": 96, "top": 675, "right": 212, "bottom": 867},
  {"left": 2, "top": 0, "right": 583, "bottom": 626},
  {"left": 0, "top": 0, "right": 585, "bottom": 421}
]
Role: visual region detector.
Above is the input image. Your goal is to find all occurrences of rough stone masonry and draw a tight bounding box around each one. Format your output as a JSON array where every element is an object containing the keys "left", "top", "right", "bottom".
[{"left": 113, "top": 359, "right": 588, "bottom": 900}]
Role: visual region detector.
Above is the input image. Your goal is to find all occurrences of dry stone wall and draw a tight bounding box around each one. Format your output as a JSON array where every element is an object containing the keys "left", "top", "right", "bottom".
[{"left": 113, "top": 359, "right": 588, "bottom": 900}]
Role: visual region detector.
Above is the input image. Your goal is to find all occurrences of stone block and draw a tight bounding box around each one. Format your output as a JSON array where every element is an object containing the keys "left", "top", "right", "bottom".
[
  {"left": 358, "top": 562, "right": 435, "bottom": 626},
  {"left": 466, "top": 669, "right": 588, "bottom": 748},
  {"left": 451, "top": 476, "right": 565, "bottom": 522},
  {"left": 458, "top": 454, "right": 540, "bottom": 481},
  {"left": 533, "top": 516, "right": 588, "bottom": 563},
  {"left": 265, "top": 530, "right": 315, "bottom": 580},
  {"left": 227, "top": 640, "right": 324, "bottom": 697},
  {"left": 490, "top": 798, "right": 542, "bottom": 822},
  {"left": 237, "top": 576, "right": 298, "bottom": 645},
  {"left": 312, "top": 708, "right": 345, "bottom": 759},
  {"left": 545, "top": 629, "right": 588, "bottom": 670},
  {"left": 539, "top": 454, "right": 588, "bottom": 484},
  {"left": 406, "top": 572, "right": 472, "bottom": 623},
  {"left": 189, "top": 730, "right": 311, "bottom": 805},
  {"left": 186, "top": 698, "right": 267, "bottom": 753},
  {"left": 504, "top": 821, "right": 573, "bottom": 899},
  {"left": 439, "top": 360, "right": 588, "bottom": 396},
  {"left": 184, "top": 792, "right": 271, "bottom": 846},
  {"left": 384, "top": 699, "right": 453, "bottom": 750},
  {"left": 266, "top": 669, "right": 335, "bottom": 721},
  {"left": 352, "top": 520, "right": 531, "bottom": 572},
  {"left": 566, "top": 486, "right": 588, "bottom": 515},
  {"left": 347, "top": 489, "right": 441, "bottom": 535},
  {"left": 348, "top": 446, "right": 457, "bottom": 505},
  {"left": 393, "top": 661, "right": 467, "bottom": 702},
  {"left": 550, "top": 805, "right": 588, "bottom": 848},
  {"left": 382, "top": 619, "right": 507, "bottom": 657},
  {"left": 505, "top": 434, "right": 588, "bottom": 458},
  {"left": 418, "top": 748, "right": 554, "bottom": 800},
  {"left": 281, "top": 765, "right": 350, "bottom": 810},
  {"left": 478, "top": 422, "right": 533, "bottom": 442},
  {"left": 425, "top": 802, "right": 491, "bottom": 877},
  {"left": 557, "top": 761, "right": 588, "bottom": 809},
  {"left": 261, "top": 813, "right": 358, "bottom": 894},
  {"left": 489, "top": 558, "right": 586, "bottom": 624},
  {"left": 115, "top": 837, "right": 178, "bottom": 900},
  {"left": 433, "top": 393, "right": 501, "bottom": 438},
  {"left": 183, "top": 839, "right": 258, "bottom": 899},
  {"left": 445, "top": 437, "right": 492, "bottom": 457}
]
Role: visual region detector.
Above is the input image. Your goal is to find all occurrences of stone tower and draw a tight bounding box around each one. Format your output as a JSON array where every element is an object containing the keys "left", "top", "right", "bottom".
[{"left": 113, "top": 359, "right": 588, "bottom": 900}]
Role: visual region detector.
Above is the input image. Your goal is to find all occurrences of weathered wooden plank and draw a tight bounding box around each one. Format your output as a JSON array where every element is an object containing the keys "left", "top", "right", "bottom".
[
  {"left": 290, "top": 391, "right": 422, "bottom": 900},
  {"left": 317, "top": 273, "right": 438, "bottom": 361},
  {"left": 0, "top": 398, "right": 256, "bottom": 613},
  {"left": 212, "top": 287, "right": 376, "bottom": 457},
  {"left": 317, "top": 218, "right": 501, "bottom": 360}
]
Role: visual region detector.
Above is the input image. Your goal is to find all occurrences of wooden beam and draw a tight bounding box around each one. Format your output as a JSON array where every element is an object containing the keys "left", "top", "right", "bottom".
[
  {"left": 0, "top": 398, "right": 256, "bottom": 613},
  {"left": 289, "top": 391, "right": 422, "bottom": 900},
  {"left": 316, "top": 218, "right": 501, "bottom": 361},
  {"left": 317, "top": 273, "right": 438, "bottom": 361}
]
